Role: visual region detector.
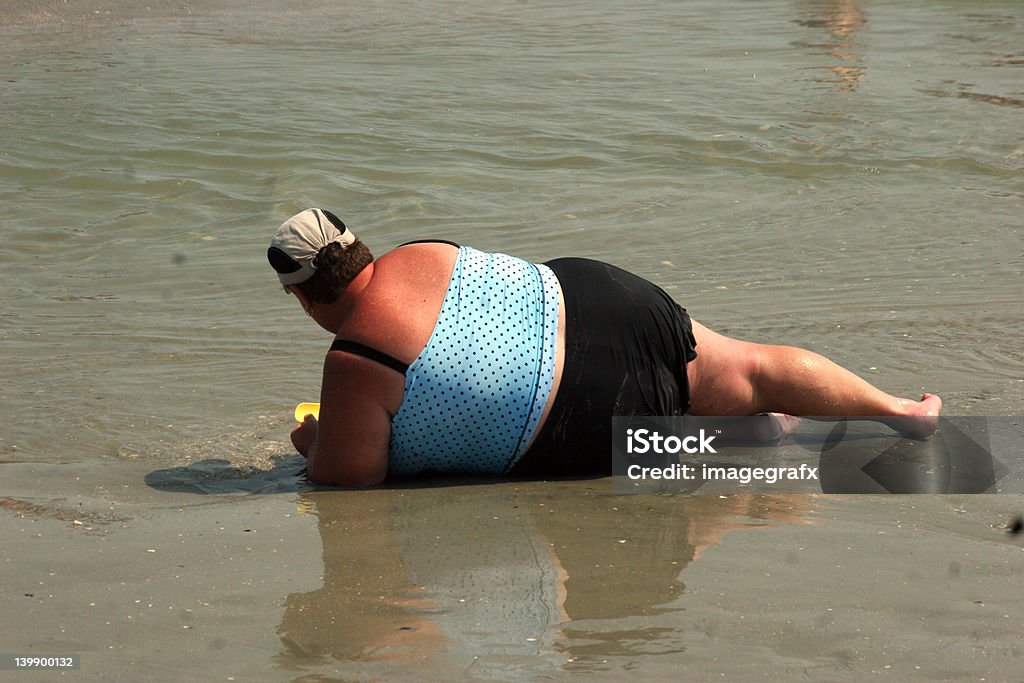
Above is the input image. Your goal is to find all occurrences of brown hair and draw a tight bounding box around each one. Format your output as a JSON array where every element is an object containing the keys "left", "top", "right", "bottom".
[{"left": 295, "top": 239, "right": 374, "bottom": 304}]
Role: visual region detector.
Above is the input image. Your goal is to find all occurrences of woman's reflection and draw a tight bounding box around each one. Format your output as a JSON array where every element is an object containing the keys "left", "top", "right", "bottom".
[{"left": 275, "top": 485, "right": 811, "bottom": 675}]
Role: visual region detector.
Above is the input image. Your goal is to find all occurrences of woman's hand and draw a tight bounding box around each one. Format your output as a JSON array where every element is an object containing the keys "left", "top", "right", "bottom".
[{"left": 291, "top": 414, "right": 319, "bottom": 457}]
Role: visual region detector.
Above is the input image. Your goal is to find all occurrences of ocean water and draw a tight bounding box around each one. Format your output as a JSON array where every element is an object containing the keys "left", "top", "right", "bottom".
[{"left": 2, "top": 0, "right": 1021, "bottom": 467}]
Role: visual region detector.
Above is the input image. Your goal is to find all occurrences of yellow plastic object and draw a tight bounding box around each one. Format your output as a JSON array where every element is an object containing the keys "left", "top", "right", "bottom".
[{"left": 294, "top": 402, "right": 321, "bottom": 422}]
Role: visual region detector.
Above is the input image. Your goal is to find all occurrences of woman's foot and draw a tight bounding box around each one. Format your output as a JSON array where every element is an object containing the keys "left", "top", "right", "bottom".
[
  {"left": 753, "top": 413, "right": 802, "bottom": 442},
  {"left": 703, "top": 413, "right": 802, "bottom": 444},
  {"left": 884, "top": 393, "right": 943, "bottom": 439}
]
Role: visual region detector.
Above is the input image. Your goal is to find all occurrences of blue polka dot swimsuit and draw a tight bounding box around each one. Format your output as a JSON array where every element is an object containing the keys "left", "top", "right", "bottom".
[{"left": 387, "top": 246, "right": 560, "bottom": 476}]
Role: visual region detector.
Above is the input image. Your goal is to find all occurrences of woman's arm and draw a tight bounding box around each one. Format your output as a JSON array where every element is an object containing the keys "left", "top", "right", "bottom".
[{"left": 295, "top": 351, "right": 394, "bottom": 486}]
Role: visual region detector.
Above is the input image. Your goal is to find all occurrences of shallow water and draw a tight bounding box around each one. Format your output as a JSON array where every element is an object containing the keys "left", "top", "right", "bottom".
[
  {"left": 2, "top": 0, "right": 1022, "bottom": 467},
  {"left": 1, "top": 0, "right": 1022, "bottom": 679}
]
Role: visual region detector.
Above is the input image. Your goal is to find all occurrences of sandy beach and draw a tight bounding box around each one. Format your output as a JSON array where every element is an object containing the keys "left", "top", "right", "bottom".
[{"left": 2, "top": 450, "right": 1023, "bottom": 680}]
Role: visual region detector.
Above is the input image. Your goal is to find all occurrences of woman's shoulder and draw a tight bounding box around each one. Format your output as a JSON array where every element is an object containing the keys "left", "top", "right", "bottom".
[
  {"left": 373, "top": 241, "right": 461, "bottom": 281},
  {"left": 343, "top": 242, "right": 459, "bottom": 347}
]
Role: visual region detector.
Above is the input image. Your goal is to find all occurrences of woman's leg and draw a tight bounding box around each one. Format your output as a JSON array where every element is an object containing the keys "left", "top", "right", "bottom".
[{"left": 685, "top": 319, "right": 942, "bottom": 438}]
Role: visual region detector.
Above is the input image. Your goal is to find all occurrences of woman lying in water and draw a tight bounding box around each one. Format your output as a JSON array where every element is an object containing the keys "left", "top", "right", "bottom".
[{"left": 268, "top": 208, "right": 942, "bottom": 486}]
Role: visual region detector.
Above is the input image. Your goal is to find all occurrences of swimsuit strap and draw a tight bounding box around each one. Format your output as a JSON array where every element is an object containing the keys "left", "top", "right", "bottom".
[
  {"left": 398, "top": 239, "right": 461, "bottom": 248},
  {"left": 329, "top": 339, "right": 408, "bottom": 375}
]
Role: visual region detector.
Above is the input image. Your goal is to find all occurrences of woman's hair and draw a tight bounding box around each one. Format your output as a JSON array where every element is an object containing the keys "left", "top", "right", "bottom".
[{"left": 294, "top": 239, "right": 374, "bottom": 304}]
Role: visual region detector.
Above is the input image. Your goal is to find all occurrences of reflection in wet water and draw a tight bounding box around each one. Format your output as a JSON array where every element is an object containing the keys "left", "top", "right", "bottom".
[
  {"left": 273, "top": 485, "right": 812, "bottom": 677},
  {"left": 793, "top": 0, "right": 867, "bottom": 91}
]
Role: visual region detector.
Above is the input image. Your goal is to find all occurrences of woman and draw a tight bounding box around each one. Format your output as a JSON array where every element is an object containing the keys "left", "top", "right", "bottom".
[{"left": 269, "top": 208, "right": 941, "bottom": 486}]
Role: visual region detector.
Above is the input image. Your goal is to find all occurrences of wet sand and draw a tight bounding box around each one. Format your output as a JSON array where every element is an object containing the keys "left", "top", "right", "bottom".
[{"left": 2, "top": 454, "right": 1022, "bottom": 681}]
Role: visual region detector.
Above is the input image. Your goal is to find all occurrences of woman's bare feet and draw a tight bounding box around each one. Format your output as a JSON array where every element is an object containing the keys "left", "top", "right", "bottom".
[
  {"left": 750, "top": 413, "right": 802, "bottom": 443},
  {"left": 699, "top": 413, "right": 802, "bottom": 444},
  {"left": 883, "top": 393, "right": 943, "bottom": 440}
]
